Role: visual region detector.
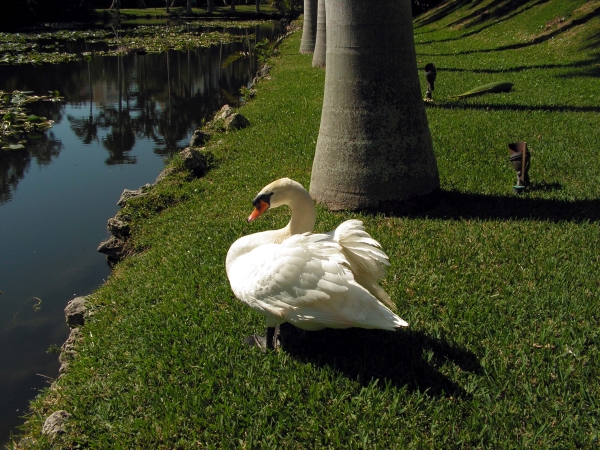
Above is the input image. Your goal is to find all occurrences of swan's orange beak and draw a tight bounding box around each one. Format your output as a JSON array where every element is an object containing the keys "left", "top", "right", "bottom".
[{"left": 247, "top": 199, "right": 269, "bottom": 223}]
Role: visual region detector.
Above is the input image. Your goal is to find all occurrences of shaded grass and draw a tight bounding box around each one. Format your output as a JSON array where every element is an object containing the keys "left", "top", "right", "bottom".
[
  {"left": 11, "top": 1, "right": 600, "bottom": 448},
  {"left": 96, "top": 5, "right": 281, "bottom": 19}
]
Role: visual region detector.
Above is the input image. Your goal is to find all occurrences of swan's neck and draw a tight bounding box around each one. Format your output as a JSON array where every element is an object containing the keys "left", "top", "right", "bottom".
[{"left": 281, "top": 187, "right": 316, "bottom": 238}]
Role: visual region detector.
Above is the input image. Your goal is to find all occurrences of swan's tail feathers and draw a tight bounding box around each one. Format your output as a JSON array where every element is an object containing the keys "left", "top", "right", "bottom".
[{"left": 331, "top": 220, "right": 396, "bottom": 310}]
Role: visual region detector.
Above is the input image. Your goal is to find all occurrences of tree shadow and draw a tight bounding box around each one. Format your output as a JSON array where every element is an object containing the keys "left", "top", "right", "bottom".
[
  {"left": 414, "top": 0, "right": 486, "bottom": 28},
  {"left": 427, "top": 100, "right": 600, "bottom": 114},
  {"left": 447, "top": 0, "right": 549, "bottom": 29},
  {"left": 279, "top": 324, "right": 482, "bottom": 398},
  {"left": 389, "top": 189, "right": 600, "bottom": 223},
  {"left": 419, "top": 4, "right": 600, "bottom": 57},
  {"left": 416, "top": 0, "right": 548, "bottom": 45},
  {"left": 431, "top": 56, "right": 600, "bottom": 75}
]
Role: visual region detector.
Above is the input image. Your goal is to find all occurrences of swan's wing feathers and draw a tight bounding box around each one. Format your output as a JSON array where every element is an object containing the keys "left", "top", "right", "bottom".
[
  {"left": 230, "top": 233, "right": 354, "bottom": 322},
  {"left": 328, "top": 220, "right": 396, "bottom": 310}
]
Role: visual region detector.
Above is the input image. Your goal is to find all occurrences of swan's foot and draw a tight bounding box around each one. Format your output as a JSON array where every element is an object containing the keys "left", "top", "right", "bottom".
[{"left": 243, "top": 326, "right": 280, "bottom": 352}]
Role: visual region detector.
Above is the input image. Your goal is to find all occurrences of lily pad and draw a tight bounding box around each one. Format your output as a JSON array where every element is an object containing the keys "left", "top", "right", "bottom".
[{"left": 2, "top": 144, "right": 25, "bottom": 150}]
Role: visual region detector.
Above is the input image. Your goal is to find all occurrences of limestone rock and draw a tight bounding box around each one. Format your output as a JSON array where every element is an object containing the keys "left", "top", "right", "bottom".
[
  {"left": 224, "top": 113, "right": 250, "bottom": 131},
  {"left": 257, "top": 63, "right": 271, "bottom": 79},
  {"left": 117, "top": 184, "right": 151, "bottom": 207},
  {"left": 155, "top": 167, "right": 176, "bottom": 184},
  {"left": 107, "top": 217, "right": 130, "bottom": 238},
  {"left": 189, "top": 129, "right": 209, "bottom": 147},
  {"left": 65, "top": 297, "right": 88, "bottom": 328},
  {"left": 42, "top": 410, "right": 71, "bottom": 436},
  {"left": 180, "top": 147, "right": 207, "bottom": 178},
  {"left": 59, "top": 327, "right": 82, "bottom": 374},
  {"left": 97, "top": 235, "right": 125, "bottom": 262},
  {"left": 216, "top": 104, "right": 235, "bottom": 121}
]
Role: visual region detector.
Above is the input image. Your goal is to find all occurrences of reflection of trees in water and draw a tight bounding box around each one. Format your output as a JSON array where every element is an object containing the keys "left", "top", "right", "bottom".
[
  {"left": 0, "top": 21, "right": 282, "bottom": 199},
  {"left": 0, "top": 132, "right": 63, "bottom": 204},
  {"left": 0, "top": 97, "right": 64, "bottom": 204},
  {"left": 68, "top": 41, "right": 259, "bottom": 162}
]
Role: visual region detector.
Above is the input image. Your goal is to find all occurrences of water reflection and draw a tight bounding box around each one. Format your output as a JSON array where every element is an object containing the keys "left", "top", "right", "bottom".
[
  {"left": 0, "top": 22, "right": 272, "bottom": 203},
  {"left": 0, "top": 20, "right": 281, "bottom": 443}
]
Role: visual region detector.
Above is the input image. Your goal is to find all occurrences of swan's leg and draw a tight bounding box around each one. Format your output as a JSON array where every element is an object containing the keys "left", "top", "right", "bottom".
[
  {"left": 243, "top": 326, "right": 279, "bottom": 352},
  {"left": 266, "top": 326, "right": 276, "bottom": 350}
]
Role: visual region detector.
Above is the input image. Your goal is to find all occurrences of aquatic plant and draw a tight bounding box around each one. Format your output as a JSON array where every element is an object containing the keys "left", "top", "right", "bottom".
[
  {"left": 0, "top": 90, "right": 62, "bottom": 150},
  {"left": 0, "top": 21, "right": 262, "bottom": 65}
]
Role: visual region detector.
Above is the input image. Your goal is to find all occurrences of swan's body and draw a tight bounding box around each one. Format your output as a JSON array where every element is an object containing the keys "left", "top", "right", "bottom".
[{"left": 226, "top": 178, "right": 407, "bottom": 348}]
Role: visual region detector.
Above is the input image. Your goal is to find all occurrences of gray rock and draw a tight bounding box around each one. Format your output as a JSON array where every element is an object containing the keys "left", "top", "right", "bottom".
[
  {"left": 107, "top": 217, "right": 130, "bottom": 238},
  {"left": 155, "top": 167, "right": 176, "bottom": 184},
  {"left": 97, "top": 235, "right": 125, "bottom": 262},
  {"left": 59, "top": 328, "right": 82, "bottom": 374},
  {"left": 257, "top": 63, "right": 271, "bottom": 79},
  {"left": 215, "top": 104, "right": 235, "bottom": 121},
  {"left": 189, "top": 129, "right": 209, "bottom": 147},
  {"left": 180, "top": 147, "right": 207, "bottom": 178},
  {"left": 65, "top": 297, "right": 88, "bottom": 328},
  {"left": 224, "top": 113, "right": 250, "bottom": 131},
  {"left": 117, "top": 184, "right": 151, "bottom": 207},
  {"left": 42, "top": 410, "right": 71, "bottom": 436}
]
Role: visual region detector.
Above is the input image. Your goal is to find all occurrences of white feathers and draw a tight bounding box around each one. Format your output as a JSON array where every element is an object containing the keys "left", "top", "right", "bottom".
[{"left": 226, "top": 178, "right": 408, "bottom": 332}]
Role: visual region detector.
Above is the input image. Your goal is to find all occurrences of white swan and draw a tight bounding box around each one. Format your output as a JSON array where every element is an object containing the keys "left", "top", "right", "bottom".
[{"left": 226, "top": 178, "right": 408, "bottom": 349}]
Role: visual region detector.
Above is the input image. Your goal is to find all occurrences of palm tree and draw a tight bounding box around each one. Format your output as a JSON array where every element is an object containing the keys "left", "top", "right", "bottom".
[
  {"left": 312, "top": 0, "right": 326, "bottom": 67},
  {"left": 299, "top": 0, "right": 318, "bottom": 54},
  {"left": 310, "top": 0, "right": 439, "bottom": 212}
]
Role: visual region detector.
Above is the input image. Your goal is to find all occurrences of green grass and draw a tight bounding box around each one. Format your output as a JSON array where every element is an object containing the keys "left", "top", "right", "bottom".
[
  {"left": 96, "top": 4, "right": 280, "bottom": 19},
  {"left": 10, "top": 1, "right": 600, "bottom": 448}
]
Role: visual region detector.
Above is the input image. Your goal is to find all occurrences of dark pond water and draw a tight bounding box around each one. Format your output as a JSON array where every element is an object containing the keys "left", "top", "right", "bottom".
[{"left": 0, "top": 20, "right": 282, "bottom": 443}]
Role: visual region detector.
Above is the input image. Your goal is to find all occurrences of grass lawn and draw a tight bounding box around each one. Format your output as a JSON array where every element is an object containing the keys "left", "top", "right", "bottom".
[
  {"left": 96, "top": 4, "right": 280, "bottom": 18},
  {"left": 11, "top": 0, "right": 600, "bottom": 448}
]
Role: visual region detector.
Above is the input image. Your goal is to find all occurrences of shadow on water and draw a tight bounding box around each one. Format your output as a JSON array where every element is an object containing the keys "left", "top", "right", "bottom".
[{"left": 279, "top": 324, "right": 482, "bottom": 398}]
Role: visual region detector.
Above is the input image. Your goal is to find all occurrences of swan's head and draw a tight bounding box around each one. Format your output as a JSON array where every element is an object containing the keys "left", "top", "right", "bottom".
[{"left": 247, "top": 178, "right": 307, "bottom": 223}]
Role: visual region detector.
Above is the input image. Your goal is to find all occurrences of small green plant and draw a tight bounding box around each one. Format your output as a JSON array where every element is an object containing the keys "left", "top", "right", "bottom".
[
  {"left": 46, "top": 344, "right": 60, "bottom": 354},
  {"left": 254, "top": 38, "right": 277, "bottom": 63}
]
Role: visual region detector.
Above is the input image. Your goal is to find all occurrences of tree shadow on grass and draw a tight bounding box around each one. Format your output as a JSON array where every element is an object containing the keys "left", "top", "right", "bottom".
[
  {"left": 426, "top": 101, "right": 600, "bottom": 114},
  {"left": 419, "top": 4, "right": 600, "bottom": 58},
  {"left": 279, "top": 324, "right": 482, "bottom": 399},
  {"left": 416, "top": 0, "right": 548, "bottom": 45},
  {"left": 383, "top": 189, "right": 600, "bottom": 223},
  {"left": 431, "top": 56, "right": 600, "bottom": 75}
]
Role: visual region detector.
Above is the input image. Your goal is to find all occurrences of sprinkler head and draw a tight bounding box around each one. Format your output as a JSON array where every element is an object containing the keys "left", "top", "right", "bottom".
[{"left": 508, "top": 141, "right": 530, "bottom": 192}]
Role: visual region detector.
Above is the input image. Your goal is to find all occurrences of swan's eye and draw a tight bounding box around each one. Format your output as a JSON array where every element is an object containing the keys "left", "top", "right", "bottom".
[{"left": 253, "top": 193, "right": 273, "bottom": 208}]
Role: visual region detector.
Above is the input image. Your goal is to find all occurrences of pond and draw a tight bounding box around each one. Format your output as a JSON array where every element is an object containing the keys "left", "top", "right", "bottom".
[{"left": 0, "top": 19, "right": 283, "bottom": 443}]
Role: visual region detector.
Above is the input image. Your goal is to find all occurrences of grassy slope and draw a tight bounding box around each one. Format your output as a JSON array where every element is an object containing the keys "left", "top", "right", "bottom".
[{"left": 12, "top": 0, "right": 600, "bottom": 448}]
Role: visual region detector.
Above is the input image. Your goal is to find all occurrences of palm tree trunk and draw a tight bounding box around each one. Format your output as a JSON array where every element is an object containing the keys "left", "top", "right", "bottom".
[
  {"left": 310, "top": 0, "right": 439, "bottom": 211},
  {"left": 312, "top": 0, "right": 326, "bottom": 67},
  {"left": 299, "top": 0, "right": 318, "bottom": 54}
]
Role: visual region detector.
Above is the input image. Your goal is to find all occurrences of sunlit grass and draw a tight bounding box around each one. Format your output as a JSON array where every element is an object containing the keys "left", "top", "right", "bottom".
[{"left": 11, "top": 1, "right": 600, "bottom": 448}]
